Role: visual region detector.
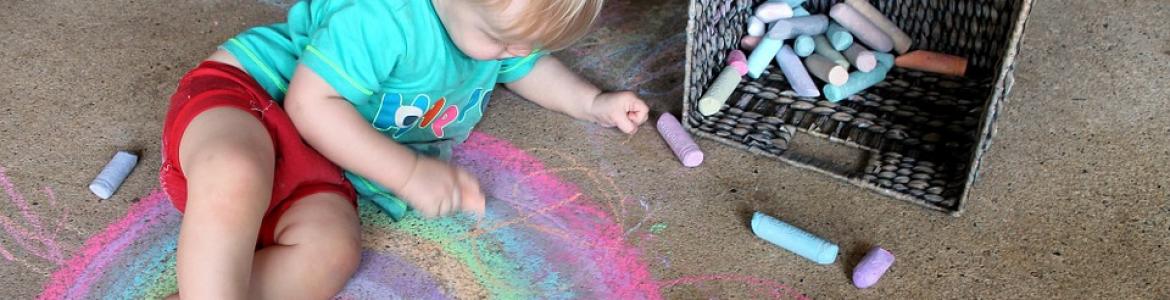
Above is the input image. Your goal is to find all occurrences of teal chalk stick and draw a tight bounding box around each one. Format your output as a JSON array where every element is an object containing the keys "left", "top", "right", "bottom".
[
  {"left": 792, "top": 6, "right": 809, "bottom": 17},
  {"left": 823, "top": 52, "right": 895, "bottom": 102},
  {"left": 826, "top": 23, "right": 854, "bottom": 51},
  {"left": 747, "top": 37, "right": 785, "bottom": 79},
  {"left": 794, "top": 35, "right": 815, "bottom": 57},
  {"left": 751, "top": 212, "right": 838, "bottom": 265}
]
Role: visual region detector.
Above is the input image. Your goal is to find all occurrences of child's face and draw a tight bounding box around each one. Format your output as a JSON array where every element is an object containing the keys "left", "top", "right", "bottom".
[{"left": 434, "top": 0, "right": 536, "bottom": 61}]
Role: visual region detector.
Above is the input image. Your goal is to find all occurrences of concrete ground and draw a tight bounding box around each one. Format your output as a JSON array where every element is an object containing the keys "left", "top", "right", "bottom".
[{"left": 1, "top": 0, "right": 1168, "bottom": 298}]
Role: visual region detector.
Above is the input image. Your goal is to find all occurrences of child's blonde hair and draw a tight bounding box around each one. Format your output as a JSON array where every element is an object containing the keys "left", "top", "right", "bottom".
[{"left": 476, "top": 0, "right": 604, "bottom": 51}]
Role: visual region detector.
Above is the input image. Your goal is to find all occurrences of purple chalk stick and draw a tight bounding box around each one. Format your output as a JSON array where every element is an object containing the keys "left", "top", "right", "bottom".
[
  {"left": 853, "top": 247, "right": 895, "bottom": 288},
  {"left": 657, "top": 113, "right": 704, "bottom": 167},
  {"left": 829, "top": 4, "right": 893, "bottom": 52},
  {"left": 774, "top": 45, "right": 820, "bottom": 97}
]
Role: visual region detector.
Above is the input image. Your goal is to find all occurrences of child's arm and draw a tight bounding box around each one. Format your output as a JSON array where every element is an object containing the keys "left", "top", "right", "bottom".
[
  {"left": 283, "top": 65, "right": 485, "bottom": 218},
  {"left": 504, "top": 57, "right": 650, "bottom": 134}
]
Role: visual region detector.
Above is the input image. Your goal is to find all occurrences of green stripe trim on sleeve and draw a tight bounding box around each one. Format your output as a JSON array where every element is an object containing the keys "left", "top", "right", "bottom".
[
  {"left": 228, "top": 38, "right": 287, "bottom": 93},
  {"left": 498, "top": 49, "right": 544, "bottom": 74},
  {"left": 305, "top": 45, "right": 375, "bottom": 96}
]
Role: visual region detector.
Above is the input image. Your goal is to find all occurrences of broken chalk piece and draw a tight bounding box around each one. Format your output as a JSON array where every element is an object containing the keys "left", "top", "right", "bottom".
[
  {"left": 765, "top": 15, "right": 829, "bottom": 40},
  {"left": 755, "top": 2, "right": 794, "bottom": 23},
  {"left": 794, "top": 35, "right": 815, "bottom": 57},
  {"left": 748, "top": 17, "right": 766, "bottom": 37},
  {"left": 747, "top": 37, "right": 785, "bottom": 79},
  {"left": 813, "top": 35, "right": 851, "bottom": 69},
  {"left": 775, "top": 45, "right": 820, "bottom": 97},
  {"left": 698, "top": 50, "right": 748, "bottom": 116},
  {"left": 824, "top": 52, "right": 895, "bottom": 102},
  {"left": 89, "top": 150, "right": 139, "bottom": 200},
  {"left": 751, "top": 212, "right": 839, "bottom": 265},
  {"left": 804, "top": 53, "right": 849, "bottom": 86},
  {"left": 845, "top": 0, "right": 912, "bottom": 54},
  {"left": 657, "top": 113, "right": 704, "bottom": 167},
  {"left": 829, "top": 3, "right": 893, "bottom": 52},
  {"left": 895, "top": 50, "right": 968, "bottom": 77},
  {"left": 826, "top": 22, "right": 854, "bottom": 51},
  {"left": 853, "top": 246, "right": 895, "bottom": 288},
  {"left": 843, "top": 43, "right": 877, "bottom": 72}
]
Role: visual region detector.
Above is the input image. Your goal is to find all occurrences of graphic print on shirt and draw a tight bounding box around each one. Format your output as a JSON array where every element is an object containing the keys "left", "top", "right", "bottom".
[{"left": 370, "top": 88, "right": 491, "bottom": 139}]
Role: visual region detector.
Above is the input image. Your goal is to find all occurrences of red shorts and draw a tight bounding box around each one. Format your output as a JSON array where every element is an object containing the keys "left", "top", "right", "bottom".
[{"left": 160, "top": 61, "right": 356, "bottom": 247}]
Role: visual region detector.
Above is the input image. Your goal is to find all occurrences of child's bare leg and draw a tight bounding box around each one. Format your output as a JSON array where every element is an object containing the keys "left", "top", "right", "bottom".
[
  {"left": 249, "top": 192, "right": 361, "bottom": 299},
  {"left": 174, "top": 107, "right": 275, "bottom": 299}
]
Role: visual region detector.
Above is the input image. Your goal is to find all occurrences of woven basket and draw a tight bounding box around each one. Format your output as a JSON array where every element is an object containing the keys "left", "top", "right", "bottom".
[{"left": 683, "top": 0, "right": 1034, "bottom": 216}]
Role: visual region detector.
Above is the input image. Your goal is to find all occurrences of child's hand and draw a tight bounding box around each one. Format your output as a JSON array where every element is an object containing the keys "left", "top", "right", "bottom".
[
  {"left": 588, "top": 91, "right": 650, "bottom": 134},
  {"left": 398, "top": 155, "right": 486, "bottom": 218}
]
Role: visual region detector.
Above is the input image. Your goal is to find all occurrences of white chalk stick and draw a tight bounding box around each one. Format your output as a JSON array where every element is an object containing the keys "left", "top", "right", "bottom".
[
  {"left": 755, "top": 2, "right": 794, "bottom": 23},
  {"left": 90, "top": 151, "right": 138, "bottom": 199},
  {"left": 748, "top": 17, "right": 766, "bottom": 37},
  {"left": 804, "top": 54, "right": 849, "bottom": 86},
  {"left": 843, "top": 43, "right": 877, "bottom": 72}
]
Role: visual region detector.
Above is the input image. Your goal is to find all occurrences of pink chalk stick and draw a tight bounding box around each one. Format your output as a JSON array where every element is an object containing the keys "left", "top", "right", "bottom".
[
  {"left": 853, "top": 247, "right": 895, "bottom": 288},
  {"left": 829, "top": 3, "right": 893, "bottom": 52},
  {"left": 741, "top": 35, "right": 762, "bottom": 51},
  {"left": 657, "top": 113, "right": 704, "bottom": 167},
  {"left": 727, "top": 50, "right": 748, "bottom": 75}
]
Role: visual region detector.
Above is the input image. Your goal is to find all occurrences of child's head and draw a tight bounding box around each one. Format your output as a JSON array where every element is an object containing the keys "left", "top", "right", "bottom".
[{"left": 434, "top": 0, "right": 603, "bottom": 60}]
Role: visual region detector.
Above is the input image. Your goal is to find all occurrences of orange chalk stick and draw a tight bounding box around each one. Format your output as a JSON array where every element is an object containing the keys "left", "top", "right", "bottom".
[{"left": 894, "top": 51, "right": 967, "bottom": 77}]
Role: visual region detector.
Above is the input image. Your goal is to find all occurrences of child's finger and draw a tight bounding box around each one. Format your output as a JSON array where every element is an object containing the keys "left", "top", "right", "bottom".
[
  {"left": 629, "top": 100, "right": 650, "bottom": 125},
  {"left": 614, "top": 111, "right": 638, "bottom": 134},
  {"left": 456, "top": 169, "right": 487, "bottom": 215}
]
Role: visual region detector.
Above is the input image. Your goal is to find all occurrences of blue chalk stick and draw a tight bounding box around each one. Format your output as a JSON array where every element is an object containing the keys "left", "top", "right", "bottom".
[
  {"left": 823, "top": 52, "right": 895, "bottom": 102},
  {"left": 747, "top": 37, "right": 785, "bottom": 79},
  {"left": 794, "top": 35, "right": 815, "bottom": 57},
  {"left": 826, "top": 23, "right": 854, "bottom": 51},
  {"left": 775, "top": 45, "right": 820, "bottom": 97},
  {"left": 751, "top": 212, "right": 838, "bottom": 265},
  {"left": 765, "top": 15, "right": 829, "bottom": 40}
]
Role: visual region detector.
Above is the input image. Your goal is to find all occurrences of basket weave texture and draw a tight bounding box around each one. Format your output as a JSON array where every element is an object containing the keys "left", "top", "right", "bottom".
[{"left": 683, "top": 0, "right": 1034, "bottom": 215}]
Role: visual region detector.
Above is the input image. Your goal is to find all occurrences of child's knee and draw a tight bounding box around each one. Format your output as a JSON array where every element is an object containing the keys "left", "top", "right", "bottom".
[
  {"left": 179, "top": 108, "right": 274, "bottom": 178},
  {"left": 183, "top": 139, "right": 274, "bottom": 182}
]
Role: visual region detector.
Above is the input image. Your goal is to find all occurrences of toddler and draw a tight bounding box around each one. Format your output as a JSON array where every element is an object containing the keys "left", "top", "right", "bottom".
[{"left": 160, "top": 0, "right": 648, "bottom": 298}]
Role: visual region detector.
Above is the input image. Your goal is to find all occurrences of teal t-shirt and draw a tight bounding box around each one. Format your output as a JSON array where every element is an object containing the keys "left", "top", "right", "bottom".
[{"left": 221, "top": 0, "right": 545, "bottom": 219}]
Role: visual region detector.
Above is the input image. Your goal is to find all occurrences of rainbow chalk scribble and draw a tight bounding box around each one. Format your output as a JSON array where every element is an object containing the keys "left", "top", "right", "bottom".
[
  {"left": 0, "top": 167, "right": 78, "bottom": 275},
  {"left": 33, "top": 133, "right": 806, "bottom": 299}
]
